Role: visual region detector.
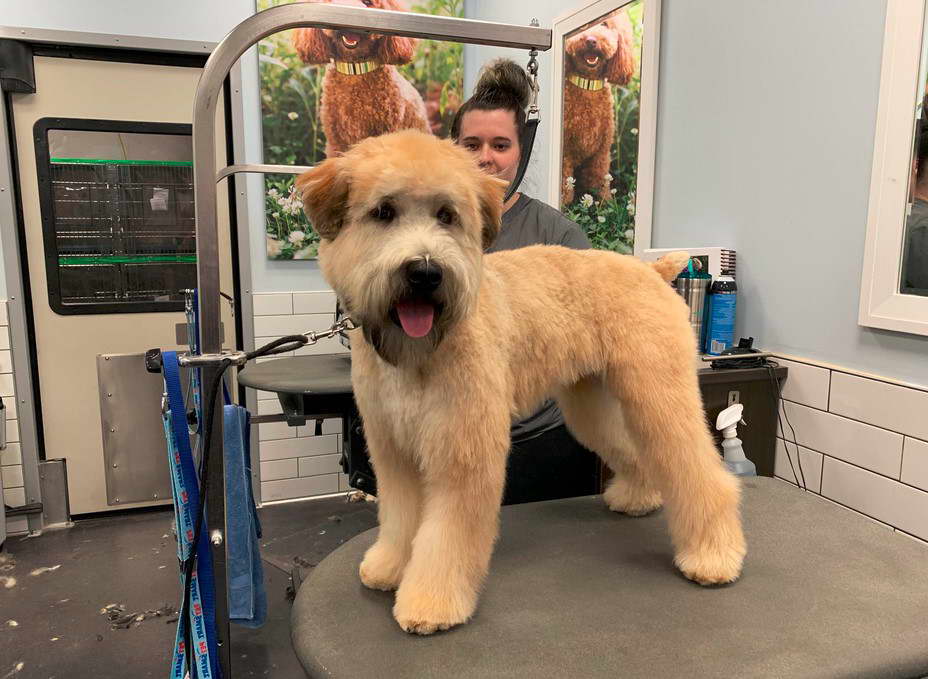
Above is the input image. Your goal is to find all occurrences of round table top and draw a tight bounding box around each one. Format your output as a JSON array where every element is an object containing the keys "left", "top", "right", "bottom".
[
  {"left": 237, "top": 354, "right": 352, "bottom": 395},
  {"left": 291, "top": 477, "right": 928, "bottom": 679}
]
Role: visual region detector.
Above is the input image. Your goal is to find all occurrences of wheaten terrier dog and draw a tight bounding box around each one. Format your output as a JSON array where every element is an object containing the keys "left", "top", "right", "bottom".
[{"left": 296, "top": 130, "right": 746, "bottom": 635}]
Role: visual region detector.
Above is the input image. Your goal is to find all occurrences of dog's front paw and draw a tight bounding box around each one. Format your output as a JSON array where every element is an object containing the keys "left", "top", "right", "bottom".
[
  {"left": 392, "top": 582, "right": 476, "bottom": 635},
  {"left": 359, "top": 542, "right": 407, "bottom": 591},
  {"left": 674, "top": 540, "right": 746, "bottom": 586},
  {"left": 603, "top": 477, "right": 662, "bottom": 517}
]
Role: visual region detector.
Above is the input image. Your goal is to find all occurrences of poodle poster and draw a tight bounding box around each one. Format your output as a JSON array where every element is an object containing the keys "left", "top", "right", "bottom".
[
  {"left": 258, "top": 0, "right": 464, "bottom": 260},
  {"left": 559, "top": 1, "right": 644, "bottom": 255}
]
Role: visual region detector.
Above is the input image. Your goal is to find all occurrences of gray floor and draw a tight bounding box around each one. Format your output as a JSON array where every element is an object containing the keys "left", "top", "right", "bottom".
[{"left": 0, "top": 497, "right": 378, "bottom": 678}]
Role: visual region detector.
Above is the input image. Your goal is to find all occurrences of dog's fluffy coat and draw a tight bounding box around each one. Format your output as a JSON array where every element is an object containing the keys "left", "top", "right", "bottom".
[{"left": 297, "top": 130, "right": 746, "bottom": 635}]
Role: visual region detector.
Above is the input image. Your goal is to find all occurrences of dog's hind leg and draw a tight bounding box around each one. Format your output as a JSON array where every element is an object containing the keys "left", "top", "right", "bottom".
[
  {"left": 358, "top": 422, "right": 422, "bottom": 592},
  {"left": 556, "top": 377, "right": 662, "bottom": 516},
  {"left": 605, "top": 341, "right": 746, "bottom": 586}
]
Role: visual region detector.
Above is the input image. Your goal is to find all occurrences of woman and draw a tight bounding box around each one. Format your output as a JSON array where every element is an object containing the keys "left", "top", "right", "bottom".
[{"left": 450, "top": 59, "right": 600, "bottom": 505}]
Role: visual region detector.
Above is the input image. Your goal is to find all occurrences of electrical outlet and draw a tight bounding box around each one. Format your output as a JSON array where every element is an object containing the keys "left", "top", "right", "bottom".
[{"left": 727, "top": 390, "right": 740, "bottom": 406}]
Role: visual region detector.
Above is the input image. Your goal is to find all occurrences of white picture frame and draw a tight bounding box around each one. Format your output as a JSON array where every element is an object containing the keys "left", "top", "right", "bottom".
[
  {"left": 548, "top": 0, "right": 661, "bottom": 256},
  {"left": 859, "top": 0, "right": 928, "bottom": 336}
]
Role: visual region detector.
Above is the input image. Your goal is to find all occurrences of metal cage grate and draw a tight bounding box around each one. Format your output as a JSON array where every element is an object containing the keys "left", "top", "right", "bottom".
[{"left": 47, "top": 160, "right": 197, "bottom": 309}]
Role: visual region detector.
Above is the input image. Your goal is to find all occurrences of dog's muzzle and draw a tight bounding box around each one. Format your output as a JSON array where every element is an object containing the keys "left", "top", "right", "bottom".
[{"left": 389, "top": 259, "right": 444, "bottom": 339}]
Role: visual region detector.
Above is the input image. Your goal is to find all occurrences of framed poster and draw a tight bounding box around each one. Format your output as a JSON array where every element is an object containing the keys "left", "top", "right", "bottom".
[
  {"left": 549, "top": 0, "right": 660, "bottom": 255},
  {"left": 257, "top": 0, "right": 464, "bottom": 259}
]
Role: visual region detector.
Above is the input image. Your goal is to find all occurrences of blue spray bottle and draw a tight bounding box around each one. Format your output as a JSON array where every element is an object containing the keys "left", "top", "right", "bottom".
[{"left": 704, "top": 275, "right": 737, "bottom": 355}]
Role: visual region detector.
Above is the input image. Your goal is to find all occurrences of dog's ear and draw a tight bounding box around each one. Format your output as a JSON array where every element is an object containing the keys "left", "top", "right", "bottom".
[
  {"left": 368, "top": 0, "right": 416, "bottom": 64},
  {"left": 605, "top": 15, "right": 636, "bottom": 85},
  {"left": 379, "top": 34, "right": 418, "bottom": 65},
  {"left": 478, "top": 175, "right": 507, "bottom": 251},
  {"left": 292, "top": 28, "right": 330, "bottom": 65},
  {"left": 295, "top": 157, "right": 349, "bottom": 241}
]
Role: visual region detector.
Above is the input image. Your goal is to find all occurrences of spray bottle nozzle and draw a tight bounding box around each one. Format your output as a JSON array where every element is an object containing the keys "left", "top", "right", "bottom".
[
  {"left": 716, "top": 403, "right": 745, "bottom": 439},
  {"left": 715, "top": 403, "right": 756, "bottom": 476}
]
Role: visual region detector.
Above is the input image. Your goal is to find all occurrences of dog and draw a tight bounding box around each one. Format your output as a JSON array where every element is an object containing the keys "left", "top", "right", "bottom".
[
  {"left": 561, "top": 10, "right": 636, "bottom": 206},
  {"left": 296, "top": 130, "right": 746, "bottom": 635},
  {"left": 292, "top": 0, "right": 430, "bottom": 157}
]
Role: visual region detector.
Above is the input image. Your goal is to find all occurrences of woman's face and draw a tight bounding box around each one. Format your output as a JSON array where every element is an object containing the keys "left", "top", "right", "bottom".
[{"left": 458, "top": 108, "right": 521, "bottom": 184}]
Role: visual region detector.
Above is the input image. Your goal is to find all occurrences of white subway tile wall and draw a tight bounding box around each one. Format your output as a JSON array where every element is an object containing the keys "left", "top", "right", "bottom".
[
  {"left": 0, "top": 302, "right": 25, "bottom": 535},
  {"left": 773, "top": 440, "right": 823, "bottom": 493},
  {"left": 773, "top": 357, "right": 831, "bottom": 410},
  {"left": 901, "top": 437, "right": 928, "bottom": 490},
  {"left": 774, "top": 354, "right": 928, "bottom": 545},
  {"left": 251, "top": 293, "right": 350, "bottom": 502},
  {"left": 778, "top": 401, "right": 903, "bottom": 478},
  {"left": 829, "top": 372, "right": 928, "bottom": 441}
]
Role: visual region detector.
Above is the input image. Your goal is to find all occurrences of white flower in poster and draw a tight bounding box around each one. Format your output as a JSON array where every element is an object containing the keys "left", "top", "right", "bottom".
[
  {"left": 627, "top": 203, "right": 636, "bottom": 216},
  {"left": 565, "top": 176, "right": 576, "bottom": 187},
  {"left": 625, "top": 229, "right": 635, "bottom": 240},
  {"left": 604, "top": 173, "right": 613, "bottom": 182},
  {"left": 580, "top": 194, "right": 594, "bottom": 208},
  {"left": 288, "top": 111, "right": 299, "bottom": 120},
  {"left": 611, "top": 188, "right": 617, "bottom": 195},
  {"left": 272, "top": 212, "right": 280, "bottom": 219},
  {"left": 268, "top": 188, "right": 279, "bottom": 198},
  {"left": 288, "top": 230, "right": 306, "bottom": 244},
  {"left": 597, "top": 216, "right": 606, "bottom": 223},
  {"left": 631, "top": 128, "right": 638, "bottom": 135}
]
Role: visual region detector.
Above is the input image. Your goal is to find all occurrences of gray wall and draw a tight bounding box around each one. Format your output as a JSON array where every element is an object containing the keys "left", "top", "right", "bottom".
[{"left": 651, "top": 0, "right": 928, "bottom": 386}]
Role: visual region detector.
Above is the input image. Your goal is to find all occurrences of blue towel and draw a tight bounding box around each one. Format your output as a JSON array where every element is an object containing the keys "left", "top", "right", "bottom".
[{"left": 224, "top": 404, "right": 267, "bottom": 628}]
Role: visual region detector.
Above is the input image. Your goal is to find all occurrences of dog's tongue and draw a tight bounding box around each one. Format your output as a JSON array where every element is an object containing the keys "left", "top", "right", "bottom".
[{"left": 396, "top": 300, "right": 434, "bottom": 338}]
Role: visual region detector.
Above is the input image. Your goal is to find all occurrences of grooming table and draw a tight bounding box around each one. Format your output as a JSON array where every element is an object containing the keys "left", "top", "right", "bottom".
[
  {"left": 291, "top": 477, "right": 928, "bottom": 679},
  {"left": 238, "top": 354, "right": 353, "bottom": 413},
  {"left": 239, "top": 355, "right": 378, "bottom": 493}
]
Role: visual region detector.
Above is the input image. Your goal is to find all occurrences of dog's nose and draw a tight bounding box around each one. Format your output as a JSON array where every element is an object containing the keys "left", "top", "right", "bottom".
[
  {"left": 585, "top": 36, "right": 597, "bottom": 48},
  {"left": 405, "top": 259, "right": 443, "bottom": 292}
]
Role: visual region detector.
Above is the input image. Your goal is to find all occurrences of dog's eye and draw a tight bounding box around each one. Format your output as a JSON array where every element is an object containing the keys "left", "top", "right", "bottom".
[
  {"left": 436, "top": 207, "right": 456, "bottom": 225},
  {"left": 370, "top": 203, "right": 395, "bottom": 222},
  {"left": 362, "top": 0, "right": 373, "bottom": 5}
]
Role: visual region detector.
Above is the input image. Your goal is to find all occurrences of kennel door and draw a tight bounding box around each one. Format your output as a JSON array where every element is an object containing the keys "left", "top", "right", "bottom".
[{"left": 10, "top": 56, "right": 237, "bottom": 515}]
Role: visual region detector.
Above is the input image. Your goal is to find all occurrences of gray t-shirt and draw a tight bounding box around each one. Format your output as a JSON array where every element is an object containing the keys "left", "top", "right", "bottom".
[
  {"left": 487, "top": 194, "right": 592, "bottom": 443},
  {"left": 902, "top": 198, "right": 928, "bottom": 295}
]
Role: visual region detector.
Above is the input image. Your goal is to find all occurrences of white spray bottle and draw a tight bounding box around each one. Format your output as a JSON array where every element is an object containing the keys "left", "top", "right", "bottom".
[{"left": 716, "top": 403, "right": 756, "bottom": 477}]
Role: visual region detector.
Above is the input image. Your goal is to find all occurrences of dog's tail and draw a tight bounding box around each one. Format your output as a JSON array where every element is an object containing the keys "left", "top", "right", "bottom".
[{"left": 649, "top": 251, "right": 691, "bottom": 283}]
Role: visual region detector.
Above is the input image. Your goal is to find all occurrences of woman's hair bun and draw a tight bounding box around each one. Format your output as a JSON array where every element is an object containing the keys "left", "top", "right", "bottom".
[{"left": 472, "top": 58, "right": 531, "bottom": 111}]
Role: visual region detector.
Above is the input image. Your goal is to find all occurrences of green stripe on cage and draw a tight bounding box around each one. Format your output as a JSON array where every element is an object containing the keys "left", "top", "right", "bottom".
[
  {"left": 58, "top": 255, "right": 197, "bottom": 266},
  {"left": 50, "top": 158, "right": 193, "bottom": 167}
]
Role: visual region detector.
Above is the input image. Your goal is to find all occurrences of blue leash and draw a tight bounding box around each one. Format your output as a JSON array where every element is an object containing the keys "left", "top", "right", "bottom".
[
  {"left": 162, "top": 288, "right": 266, "bottom": 678},
  {"left": 164, "top": 350, "right": 221, "bottom": 679}
]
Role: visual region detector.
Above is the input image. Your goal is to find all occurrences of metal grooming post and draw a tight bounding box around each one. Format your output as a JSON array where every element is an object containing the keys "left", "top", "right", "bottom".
[{"left": 192, "top": 4, "right": 550, "bottom": 674}]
